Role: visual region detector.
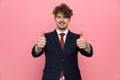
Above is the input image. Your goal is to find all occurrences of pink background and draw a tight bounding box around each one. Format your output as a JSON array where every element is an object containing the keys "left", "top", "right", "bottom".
[{"left": 0, "top": 0, "right": 120, "bottom": 80}]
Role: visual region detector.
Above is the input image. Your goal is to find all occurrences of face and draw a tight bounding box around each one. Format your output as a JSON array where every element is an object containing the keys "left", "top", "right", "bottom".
[{"left": 55, "top": 13, "right": 70, "bottom": 32}]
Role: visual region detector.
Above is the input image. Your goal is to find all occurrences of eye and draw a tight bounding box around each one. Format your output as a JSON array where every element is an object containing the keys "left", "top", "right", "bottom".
[
  {"left": 56, "top": 16, "right": 61, "bottom": 18},
  {"left": 63, "top": 16, "right": 69, "bottom": 19}
]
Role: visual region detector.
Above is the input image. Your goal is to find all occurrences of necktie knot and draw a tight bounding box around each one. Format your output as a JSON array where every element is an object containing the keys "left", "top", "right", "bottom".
[{"left": 60, "top": 33, "right": 65, "bottom": 38}]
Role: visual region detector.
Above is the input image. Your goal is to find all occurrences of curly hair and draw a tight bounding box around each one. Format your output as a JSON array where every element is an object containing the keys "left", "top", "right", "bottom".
[{"left": 53, "top": 3, "right": 73, "bottom": 18}]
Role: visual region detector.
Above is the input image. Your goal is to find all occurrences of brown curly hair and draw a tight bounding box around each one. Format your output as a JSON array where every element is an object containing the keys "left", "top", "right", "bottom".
[{"left": 53, "top": 3, "right": 73, "bottom": 18}]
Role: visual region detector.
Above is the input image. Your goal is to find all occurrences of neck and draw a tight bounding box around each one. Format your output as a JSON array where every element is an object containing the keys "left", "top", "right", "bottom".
[
  {"left": 57, "top": 28, "right": 68, "bottom": 33},
  {"left": 58, "top": 29, "right": 66, "bottom": 33}
]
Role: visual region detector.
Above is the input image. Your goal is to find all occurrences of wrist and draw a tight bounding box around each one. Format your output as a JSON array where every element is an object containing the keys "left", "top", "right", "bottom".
[
  {"left": 84, "top": 43, "right": 90, "bottom": 51},
  {"left": 35, "top": 45, "right": 42, "bottom": 52}
]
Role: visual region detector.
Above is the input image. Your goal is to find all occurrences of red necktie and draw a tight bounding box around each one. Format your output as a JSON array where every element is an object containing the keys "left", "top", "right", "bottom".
[
  {"left": 60, "top": 33, "right": 65, "bottom": 78},
  {"left": 60, "top": 33, "right": 65, "bottom": 50}
]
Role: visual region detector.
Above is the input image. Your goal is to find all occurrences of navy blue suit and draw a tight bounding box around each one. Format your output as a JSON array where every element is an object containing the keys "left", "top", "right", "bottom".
[{"left": 32, "top": 30, "right": 93, "bottom": 80}]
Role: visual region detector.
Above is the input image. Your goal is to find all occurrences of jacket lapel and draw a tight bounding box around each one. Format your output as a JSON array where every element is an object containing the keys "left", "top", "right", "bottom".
[
  {"left": 52, "top": 30, "right": 62, "bottom": 52},
  {"left": 63, "top": 31, "right": 73, "bottom": 51}
]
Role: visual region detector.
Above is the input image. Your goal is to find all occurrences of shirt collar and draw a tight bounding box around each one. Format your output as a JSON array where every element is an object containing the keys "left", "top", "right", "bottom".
[{"left": 56, "top": 28, "right": 69, "bottom": 35}]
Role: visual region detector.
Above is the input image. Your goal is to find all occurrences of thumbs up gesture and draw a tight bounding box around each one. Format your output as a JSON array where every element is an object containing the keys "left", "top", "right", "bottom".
[
  {"left": 36, "top": 33, "right": 46, "bottom": 51},
  {"left": 76, "top": 32, "right": 89, "bottom": 51}
]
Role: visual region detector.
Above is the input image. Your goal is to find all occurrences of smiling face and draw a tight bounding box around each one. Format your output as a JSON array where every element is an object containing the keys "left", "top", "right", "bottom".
[
  {"left": 55, "top": 12, "right": 70, "bottom": 32},
  {"left": 53, "top": 3, "right": 73, "bottom": 32}
]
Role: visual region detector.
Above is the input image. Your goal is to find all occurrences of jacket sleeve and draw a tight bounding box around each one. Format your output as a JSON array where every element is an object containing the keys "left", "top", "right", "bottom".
[
  {"left": 32, "top": 45, "right": 45, "bottom": 57},
  {"left": 78, "top": 44, "right": 93, "bottom": 57}
]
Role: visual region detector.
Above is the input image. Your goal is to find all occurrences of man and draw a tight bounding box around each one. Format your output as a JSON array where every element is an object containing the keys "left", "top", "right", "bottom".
[{"left": 32, "top": 3, "right": 93, "bottom": 80}]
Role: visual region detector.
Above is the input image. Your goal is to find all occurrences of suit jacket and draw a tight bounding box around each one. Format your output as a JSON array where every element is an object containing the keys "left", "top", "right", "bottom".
[{"left": 32, "top": 30, "right": 93, "bottom": 80}]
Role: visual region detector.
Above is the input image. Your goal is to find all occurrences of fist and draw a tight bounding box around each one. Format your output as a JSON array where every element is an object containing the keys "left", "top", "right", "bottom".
[
  {"left": 76, "top": 32, "right": 89, "bottom": 50},
  {"left": 36, "top": 33, "right": 46, "bottom": 51}
]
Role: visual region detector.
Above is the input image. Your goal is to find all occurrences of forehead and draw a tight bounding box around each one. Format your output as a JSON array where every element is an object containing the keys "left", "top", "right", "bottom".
[{"left": 56, "top": 12, "right": 65, "bottom": 17}]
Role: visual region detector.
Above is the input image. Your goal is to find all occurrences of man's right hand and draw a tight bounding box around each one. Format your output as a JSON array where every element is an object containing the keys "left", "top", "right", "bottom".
[{"left": 36, "top": 33, "right": 46, "bottom": 51}]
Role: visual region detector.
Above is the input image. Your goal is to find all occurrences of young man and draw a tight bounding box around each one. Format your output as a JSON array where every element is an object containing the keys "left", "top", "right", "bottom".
[{"left": 32, "top": 3, "right": 93, "bottom": 80}]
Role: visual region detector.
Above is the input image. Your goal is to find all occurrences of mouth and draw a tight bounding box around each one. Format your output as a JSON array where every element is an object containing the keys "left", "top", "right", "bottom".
[{"left": 59, "top": 22, "right": 65, "bottom": 26}]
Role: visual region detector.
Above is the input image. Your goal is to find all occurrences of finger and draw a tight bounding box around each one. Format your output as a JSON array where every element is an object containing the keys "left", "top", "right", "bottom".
[
  {"left": 37, "top": 43, "right": 46, "bottom": 47},
  {"left": 37, "top": 38, "right": 46, "bottom": 42},
  {"left": 37, "top": 40, "right": 46, "bottom": 44},
  {"left": 37, "top": 43, "right": 46, "bottom": 46},
  {"left": 77, "top": 39, "right": 84, "bottom": 42},
  {"left": 80, "top": 32, "right": 84, "bottom": 39},
  {"left": 79, "top": 46, "right": 86, "bottom": 49},
  {"left": 78, "top": 43, "right": 86, "bottom": 48},
  {"left": 38, "top": 37, "right": 46, "bottom": 41},
  {"left": 77, "top": 41, "right": 86, "bottom": 45},
  {"left": 41, "top": 32, "right": 45, "bottom": 37},
  {"left": 37, "top": 44, "right": 45, "bottom": 48},
  {"left": 77, "top": 40, "right": 86, "bottom": 43},
  {"left": 77, "top": 43, "right": 86, "bottom": 47},
  {"left": 77, "top": 42, "right": 86, "bottom": 45},
  {"left": 77, "top": 38, "right": 85, "bottom": 42}
]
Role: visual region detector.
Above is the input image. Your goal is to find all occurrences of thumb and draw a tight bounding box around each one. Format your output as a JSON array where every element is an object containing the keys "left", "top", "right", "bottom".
[
  {"left": 80, "top": 32, "right": 84, "bottom": 38},
  {"left": 41, "top": 32, "right": 45, "bottom": 37}
]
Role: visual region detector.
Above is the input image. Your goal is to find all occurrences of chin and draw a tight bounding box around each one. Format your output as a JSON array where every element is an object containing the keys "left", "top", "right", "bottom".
[
  {"left": 59, "top": 25, "right": 67, "bottom": 28},
  {"left": 58, "top": 27, "right": 67, "bottom": 31}
]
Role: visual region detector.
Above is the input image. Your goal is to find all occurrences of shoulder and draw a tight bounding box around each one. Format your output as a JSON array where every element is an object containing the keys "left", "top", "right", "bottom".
[
  {"left": 69, "top": 31, "right": 80, "bottom": 38},
  {"left": 44, "top": 30, "right": 56, "bottom": 37}
]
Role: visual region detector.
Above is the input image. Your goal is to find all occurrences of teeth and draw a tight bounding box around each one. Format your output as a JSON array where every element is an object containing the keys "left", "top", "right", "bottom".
[{"left": 60, "top": 23, "right": 64, "bottom": 25}]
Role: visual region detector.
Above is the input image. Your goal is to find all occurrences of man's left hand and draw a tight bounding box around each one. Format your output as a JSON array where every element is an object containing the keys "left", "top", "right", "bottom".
[{"left": 76, "top": 32, "right": 89, "bottom": 51}]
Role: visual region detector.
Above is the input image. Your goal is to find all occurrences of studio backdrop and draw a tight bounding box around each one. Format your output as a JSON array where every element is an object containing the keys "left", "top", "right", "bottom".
[{"left": 0, "top": 0, "right": 120, "bottom": 80}]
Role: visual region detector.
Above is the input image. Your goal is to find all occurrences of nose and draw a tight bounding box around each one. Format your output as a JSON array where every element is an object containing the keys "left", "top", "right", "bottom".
[{"left": 60, "top": 17, "right": 64, "bottom": 22}]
